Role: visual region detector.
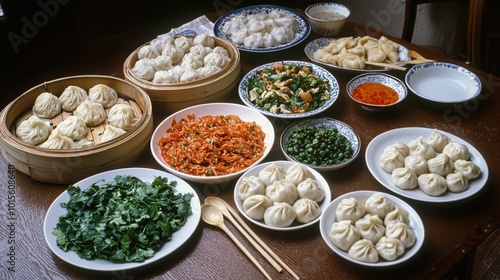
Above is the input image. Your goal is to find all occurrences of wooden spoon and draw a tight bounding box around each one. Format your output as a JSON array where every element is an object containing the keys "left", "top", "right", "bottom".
[
  {"left": 407, "top": 50, "right": 436, "bottom": 64},
  {"left": 201, "top": 204, "right": 272, "bottom": 280}
]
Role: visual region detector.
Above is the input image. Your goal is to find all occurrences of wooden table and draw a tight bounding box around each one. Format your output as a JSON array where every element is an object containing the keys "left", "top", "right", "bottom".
[{"left": 1, "top": 14, "right": 499, "bottom": 280}]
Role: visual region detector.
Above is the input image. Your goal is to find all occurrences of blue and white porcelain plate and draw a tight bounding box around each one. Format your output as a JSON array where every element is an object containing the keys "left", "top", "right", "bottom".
[
  {"left": 305, "top": 37, "right": 410, "bottom": 72},
  {"left": 239, "top": 60, "right": 339, "bottom": 119},
  {"left": 214, "top": 5, "right": 311, "bottom": 53},
  {"left": 405, "top": 62, "right": 482, "bottom": 103}
]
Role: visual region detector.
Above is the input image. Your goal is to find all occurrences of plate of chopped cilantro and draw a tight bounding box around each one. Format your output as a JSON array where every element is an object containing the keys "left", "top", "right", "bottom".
[
  {"left": 239, "top": 60, "right": 339, "bottom": 118},
  {"left": 43, "top": 167, "right": 201, "bottom": 271}
]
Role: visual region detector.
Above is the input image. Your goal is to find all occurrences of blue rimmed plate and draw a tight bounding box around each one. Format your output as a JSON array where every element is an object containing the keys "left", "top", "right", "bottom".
[
  {"left": 213, "top": 5, "right": 311, "bottom": 53},
  {"left": 405, "top": 62, "right": 482, "bottom": 103},
  {"left": 305, "top": 37, "right": 410, "bottom": 72},
  {"left": 239, "top": 60, "right": 339, "bottom": 118}
]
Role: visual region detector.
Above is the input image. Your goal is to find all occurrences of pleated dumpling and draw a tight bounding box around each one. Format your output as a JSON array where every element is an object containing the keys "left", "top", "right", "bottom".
[
  {"left": 296, "top": 178, "right": 325, "bottom": 203},
  {"left": 263, "top": 202, "right": 296, "bottom": 228},
  {"left": 453, "top": 159, "right": 481, "bottom": 180},
  {"left": 16, "top": 115, "right": 52, "bottom": 145},
  {"left": 329, "top": 220, "right": 361, "bottom": 251},
  {"left": 354, "top": 214, "right": 385, "bottom": 244},
  {"left": 107, "top": 103, "right": 139, "bottom": 131},
  {"left": 385, "top": 222, "right": 416, "bottom": 249},
  {"left": 258, "top": 163, "right": 286, "bottom": 186},
  {"left": 376, "top": 236, "right": 405, "bottom": 261},
  {"left": 237, "top": 175, "right": 265, "bottom": 201},
  {"left": 417, "top": 173, "right": 447, "bottom": 196},
  {"left": 408, "top": 136, "right": 437, "bottom": 160},
  {"left": 391, "top": 167, "right": 418, "bottom": 190},
  {"left": 33, "top": 92, "right": 61, "bottom": 119},
  {"left": 384, "top": 205, "right": 410, "bottom": 226},
  {"left": 73, "top": 101, "right": 106, "bottom": 127},
  {"left": 426, "top": 129, "right": 450, "bottom": 153},
  {"left": 88, "top": 84, "right": 118, "bottom": 109},
  {"left": 292, "top": 198, "right": 320, "bottom": 224},
  {"left": 446, "top": 172, "right": 469, "bottom": 193},
  {"left": 100, "top": 125, "right": 126, "bottom": 143},
  {"left": 364, "top": 193, "right": 395, "bottom": 219},
  {"left": 427, "top": 153, "right": 454, "bottom": 176},
  {"left": 285, "top": 163, "right": 309, "bottom": 186},
  {"left": 265, "top": 179, "right": 298, "bottom": 205},
  {"left": 40, "top": 132, "right": 76, "bottom": 150},
  {"left": 55, "top": 116, "right": 88, "bottom": 141},
  {"left": 59, "top": 85, "right": 88, "bottom": 111},
  {"left": 335, "top": 197, "right": 365, "bottom": 223},
  {"left": 348, "top": 239, "right": 379, "bottom": 263},
  {"left": 243, "top": 194, "right": 272, "bottom": 220}
]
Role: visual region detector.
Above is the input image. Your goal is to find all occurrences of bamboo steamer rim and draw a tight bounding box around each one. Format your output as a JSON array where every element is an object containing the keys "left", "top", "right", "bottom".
[
  {"left": 0, "top": 75, "right": 152, "bottom": 158},
  {"left": 123, "top": 35, "right": 241, "bottom": 91}
]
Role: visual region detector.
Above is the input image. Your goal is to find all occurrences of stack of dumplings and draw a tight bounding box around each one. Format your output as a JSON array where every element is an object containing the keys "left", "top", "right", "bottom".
[
  {"left": 238, "top": 163, "right": 325, "bottom": 228},
  {"left": 313, "top": 35, "right": 401, "bottom": 70},
  {"left": 131, "top": 34, "right": 231, "bottom": 84},
  {"left": 379, "top": 129, "right": 481, "bottom": 196},
  {"left": 329, "top": 193, "right": 415, "bottom": 263},
  {"left": 16, "top": 84, "right": 140, "bottom": 150}
]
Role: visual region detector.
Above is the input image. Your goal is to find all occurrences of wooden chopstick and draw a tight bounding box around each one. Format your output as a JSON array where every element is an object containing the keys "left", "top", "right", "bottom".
[
  {"left": 218, "top": 199, "right": 300, "bottom": 280},
  {"left": 365, "top": 61, "right": 407, "bottom": 71}
]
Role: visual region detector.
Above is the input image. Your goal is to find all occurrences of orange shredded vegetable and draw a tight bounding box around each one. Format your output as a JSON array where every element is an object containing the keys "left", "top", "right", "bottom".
[{"left": 158, "top": 114, "right": 266, "bottom": 176}]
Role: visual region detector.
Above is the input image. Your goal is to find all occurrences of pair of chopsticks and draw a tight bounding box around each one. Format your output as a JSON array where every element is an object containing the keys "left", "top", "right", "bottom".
[{"left": 204, "top": 196, "right": 300, "bottom": 280}]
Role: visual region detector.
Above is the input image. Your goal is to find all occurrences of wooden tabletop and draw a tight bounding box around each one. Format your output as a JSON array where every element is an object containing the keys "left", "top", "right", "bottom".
[{"left": 1, "top": 14, "right": 499, "bottom": 280}]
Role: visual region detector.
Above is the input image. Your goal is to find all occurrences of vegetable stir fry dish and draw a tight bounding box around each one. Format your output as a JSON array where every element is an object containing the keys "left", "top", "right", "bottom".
[
  {"left": 52, "top": 175, "right": 193, "bottom": 263},
  {"left": 285, "top": 125, "right": 354, "bottom": 166},
  {"left": 158, "top": 114, "right": 266, "bottom": 176},
  {"left": 247, "top": 62, "right": 331, "bottom": 114}
]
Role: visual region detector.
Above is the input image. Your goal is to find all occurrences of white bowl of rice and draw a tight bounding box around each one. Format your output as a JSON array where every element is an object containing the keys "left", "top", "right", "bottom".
[{"left": 150, "top": 102, "right": 275, "bottom": 185}]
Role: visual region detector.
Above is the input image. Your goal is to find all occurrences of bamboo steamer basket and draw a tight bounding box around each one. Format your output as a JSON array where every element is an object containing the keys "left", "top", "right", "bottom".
[
  {"left": 123, "top": 35, "right": 241, "bottom": 114},
  {"left": 0, "top": 75, "right": 153, "bottom": 184}
]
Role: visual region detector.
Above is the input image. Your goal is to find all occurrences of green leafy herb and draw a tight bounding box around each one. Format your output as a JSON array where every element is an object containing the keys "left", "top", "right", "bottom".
[{"left": 52, "top": 175, "right": 193, "bottom": 263}]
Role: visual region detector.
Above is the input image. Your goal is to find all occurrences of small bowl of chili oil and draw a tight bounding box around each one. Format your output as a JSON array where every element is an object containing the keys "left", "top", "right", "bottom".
[{"left": 346, "top": 73, "right": 407, "bottom": 110}]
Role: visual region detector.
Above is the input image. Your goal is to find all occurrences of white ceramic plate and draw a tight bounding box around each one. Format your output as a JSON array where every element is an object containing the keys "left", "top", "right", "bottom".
[
  {"left": 150, "top": 103, "right": 275, "bottom": 184},
  {"left": 305, "top": 38, "right": 410, "bottom": 72},
  {"left": 319, "top": 190, "right": 425, "bottom": 267},
  {"left": 43, "top": 167, "right": 201, "bottom": 271},
  {"left": 234, "top": 160, "right": 331, "bottom": 231},
  {"left": 280, "top": 118, "right": 361, "bottom": 171},
  {"left": 366, "top": 127, "right": 489, "bottom": 202},
  {"left": 405, "top": 62, "right": 482, "bottom": 103},
  {"left": 213, "top": 5, "right": 311, "bottom": 53},
  {"left": 239, "top": 60, "right": 339, "bottom": 119}
]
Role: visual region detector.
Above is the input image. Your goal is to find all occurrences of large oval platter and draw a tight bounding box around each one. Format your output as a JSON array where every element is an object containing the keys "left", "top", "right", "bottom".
[
  {"left": 239, "top": 60, "right": 339, "bottom": 118},
  {"left": 305, "top": 37, "right": 410, "bottom": 72},
  {"left": 43, "top": 167, "right": 201, "bottom": 271},
  {"left": 213, "top": 5, "right": 311, "bottom": 53},
  {"left": 365, "top": 127, "right": 488, "bottom": 203}
]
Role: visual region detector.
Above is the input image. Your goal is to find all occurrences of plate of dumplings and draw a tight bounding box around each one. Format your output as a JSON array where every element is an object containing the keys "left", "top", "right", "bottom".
[
  {"left": 319, "top": 191, "right": 425, "bottom": 266},
  {"left": 365, "top": 127, "right": 489, "bottom": 203},
  {"left": 305, "top": 36, "right": 410, "bottom": 72},
  {"left": 234, "top": 160, "right": 331, "bottom": 231}
]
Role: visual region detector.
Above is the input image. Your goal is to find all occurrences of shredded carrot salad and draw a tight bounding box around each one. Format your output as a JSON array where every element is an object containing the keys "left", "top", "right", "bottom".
[{"left": 158, "top": 114, "right": 266, "bottom": 176}]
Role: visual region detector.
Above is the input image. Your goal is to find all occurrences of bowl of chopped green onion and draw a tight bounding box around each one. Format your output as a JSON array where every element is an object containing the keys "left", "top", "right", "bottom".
[{"left": 280, "top": 117, "right": 360, "bottom": 171}]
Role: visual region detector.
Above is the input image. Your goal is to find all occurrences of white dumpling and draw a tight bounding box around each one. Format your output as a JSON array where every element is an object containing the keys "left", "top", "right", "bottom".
[
  {"left": 174, "top": 36, "right": 193, "bottom": 53},
  {"left": 198, "top": 65, "right": 222, "bottom": 79},
  {"left": 404, "top": 154, "right": 428, "bottom": 176},
  {"left": 211, "top": 46, "right": 229, "bottom": 56},
  {"left": 354, "top": 214, "right": 385, "bottom": 244},
  {"left": 88, "top": 84, "right": 118, "bottom": 109},
  {"left": 453, "top": 159, "right": 481, "bottom": 180},
  {"left": 385, "top": 222, "right": 416, "bottom": 248},
  {"left": 55, "top": 116, "right": 87, "bottom": 141},
  {"left": 180, "top": 68, "right": 201, "bottom": 83},
  {"left": 384, "top": 205, "right": 410, "bottom": 226},
  {"left": 417, "top": 173, "right": 447, "bottom": 196},
  {"left": 230, "top": 28, "right": 249, "bottom": 45},
  {"left": 244, "top": 32, "right": 264, "bottom": 48},
  {"left": 100, "top": 125, "right": 126, "bottom": 143},
  {"left": 329, "top": 220, "right": 361, "bottom": 251},
  {"left": 364, "top": 193, "right": 395, "bottom": 219},
  {"left": 193, "top": 33, "right": 215, "bottom": 48},
  {"left": 107, "top": 103, "right": 139, "bottom": 131},
  {"left": 189, "top": 44, "right": 210, "bottom": 58},
  {"left": 59, "top": 86, "right": 88, "bottom": 112},
  {"left": 376, "top": 236, "right": 405, "bottom": 261},
  {"left": 16, "top": 115, "right": 52, "bottom": 145},
  {"left": 203, "top": 52, "right": 230, "bottom": 68},
  {"left": 408, "top": 136, "right": 437, "bottom": 160},
  {"left": 131, "top": 58, "right": 156, "bottom": 81},
  {"left": 238, "top": 175, "right": 265, "bottom": 201},
  {"left": 426, "top": 129, "right": 450, "bottom": 153},
  {"left": 293, "top": 198, "right": 320, "bottom": 224},
  {"left": 137, "top": 44, "right": 159, "bottom": 60},
  {"left": 40, "top": 132, "right": 76, "bottom": 149},
  {"left": 296, "top": 178, "right": 324, "bottom": 203},
  {"left": 446, "top": 172, "right": 469, "bottom": 193},
  {"left": 161, "top": 44, "right": 185, "bottom": 64},
  {"left": 149, "top": 35, "right": 175, "bottom": 53},
  {"left": 151, "top": 55, "right": 173, "bottom": 71},
  {"left": 391, "top": 167, "right": 418, "bottom": 190},
  {"left": 442, "top": 141, "right": 469, "bottom": 161},
  {"left": 262, "top": 33, "right": 278, "bottom": 48},
  {"left": 427, "top": 153, "right": 454, "bottom": 176},
  {"left": 271, "top": 27, "right": 294, "bottom": 44},
  {"left": 335, "top": 197, "right": 366, "bottom": 223},
  {"left": 153, "top": 69, "right": 180, "bottom": 84},
  {"left": 258, "top": 163, "right": 286, "bottom": 186},
  {"left": 384, "top": 142, "right": 409, "bottom": 157},
  {"left": 285, "top": 163, "right": 309, "bottom": 186},
  {"left": 263, "top": 202, "right": 296, "bottom": 227},
  {"left": 348, "top": 239, "right": 379, "bottom": 263},
  {"left": 265, "top": 179, "right": 298, "bottom": 205},
  {"left": 73, "top": 101, "right": 107, "bottom": 127},
  {"left": 33, "top": 92, "right": 61, "bottom": 119},
  {"left": 181, "top": 53, "right": 204, "bottom": 70},
  {"left": 379, "top": 151, "right": 405, "bottom": 173},
  {"left": 243, "top": 194, "right": 272, "bottom": 220}
]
